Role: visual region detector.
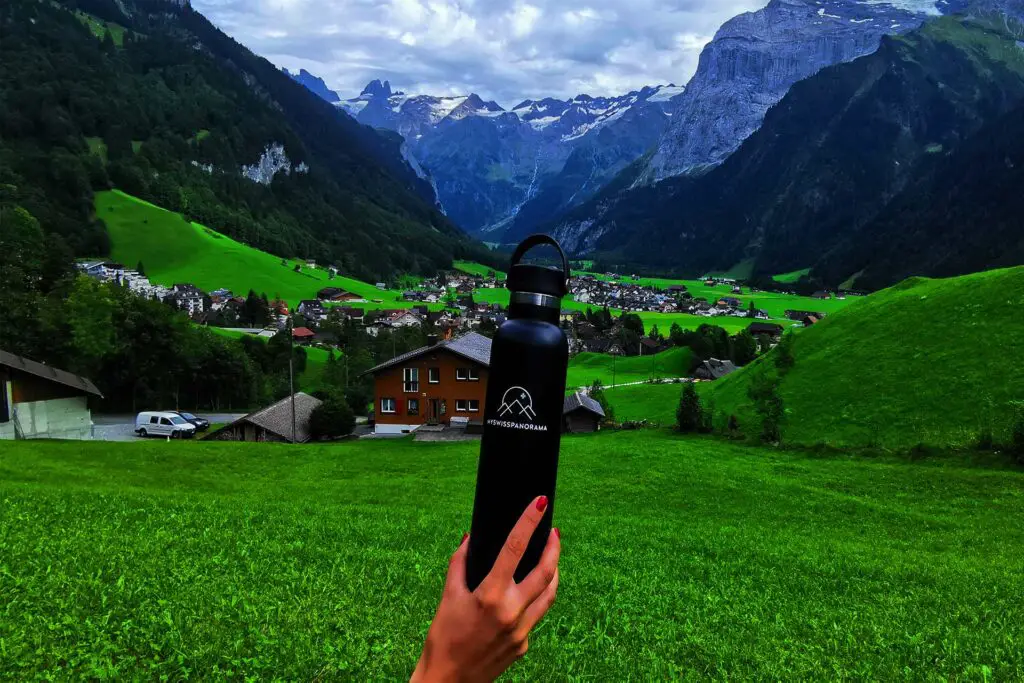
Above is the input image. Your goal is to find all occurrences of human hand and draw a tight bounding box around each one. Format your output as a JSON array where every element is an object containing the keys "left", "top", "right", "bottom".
[{"left": 411, "top": 496, "right": 561, "bottom": 683}]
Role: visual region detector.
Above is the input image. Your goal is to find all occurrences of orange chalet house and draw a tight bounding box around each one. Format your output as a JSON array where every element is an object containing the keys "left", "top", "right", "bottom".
[{"left": 366, "top": 332, "right": 491, "bottom": 435}]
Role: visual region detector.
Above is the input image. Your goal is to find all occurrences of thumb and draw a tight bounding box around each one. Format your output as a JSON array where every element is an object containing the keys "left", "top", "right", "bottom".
[{"left": 445, "top": 533, "right": 470, "bottom": 593}]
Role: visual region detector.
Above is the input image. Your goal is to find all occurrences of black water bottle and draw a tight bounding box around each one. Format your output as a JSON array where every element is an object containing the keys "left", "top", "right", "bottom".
[{"left": 466, "top": 235, "right": 570, "bottom": 590}]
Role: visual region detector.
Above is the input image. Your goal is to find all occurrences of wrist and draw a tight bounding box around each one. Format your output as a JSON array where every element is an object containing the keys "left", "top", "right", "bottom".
[{"left": 411, "top": 634, "right": 452, "bottom": 683}]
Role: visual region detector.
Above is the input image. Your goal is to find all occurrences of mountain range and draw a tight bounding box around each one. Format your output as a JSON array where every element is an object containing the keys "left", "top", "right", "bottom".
[{"left": 326, "top": 79, "right": 687, "bottom": 237}]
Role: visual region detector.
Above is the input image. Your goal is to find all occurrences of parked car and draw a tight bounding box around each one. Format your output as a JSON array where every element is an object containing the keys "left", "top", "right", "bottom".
[
  {"left": 175, "top": 411, "right": 210, "bottom": 431},
  {"left": 135, "top": 411, "right": 196, "bottom": 439}
]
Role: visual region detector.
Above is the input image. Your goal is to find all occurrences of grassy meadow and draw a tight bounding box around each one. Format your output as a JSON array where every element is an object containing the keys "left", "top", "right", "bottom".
[
  {"left": 2, "top": 434, "right": 1022, "bottom": 679},
  {"left": 99, "top": 190, "right": 418, "bottom": 309},
  {"left": 605, "top": 382, "right": 684, "bottom": 425},
  {"left": 566, "top": 347, "right": 693, "bottom": 390},
  {"left": 705, "top": 267, "right": 1024, "bottom": 449}
]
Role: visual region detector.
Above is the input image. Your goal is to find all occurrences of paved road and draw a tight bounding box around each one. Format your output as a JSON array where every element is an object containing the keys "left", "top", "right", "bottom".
[{"left": 91, "top": 413, "right": 247, "bottom": 442}]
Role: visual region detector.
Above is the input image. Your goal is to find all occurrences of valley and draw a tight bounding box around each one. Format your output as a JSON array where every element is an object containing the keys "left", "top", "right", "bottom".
[{"left": 3, "top": 0, "right": 1024, "bottom": 679}]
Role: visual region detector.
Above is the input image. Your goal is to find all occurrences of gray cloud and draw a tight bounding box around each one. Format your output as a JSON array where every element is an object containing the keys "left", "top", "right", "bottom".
[{"left": 192, "top": 0, "right": 764, "bottom": 106}]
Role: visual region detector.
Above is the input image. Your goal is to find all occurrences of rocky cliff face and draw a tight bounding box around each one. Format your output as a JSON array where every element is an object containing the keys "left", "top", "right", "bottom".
[
  {"left": 331, "top": 82, "right": 685, "bottom": 235},
  {"left": 548, "top": 15, "right": 1024, "bottom": 287},
  {"left": 645, "top": 0, "right": 971, "bottom": 181}
]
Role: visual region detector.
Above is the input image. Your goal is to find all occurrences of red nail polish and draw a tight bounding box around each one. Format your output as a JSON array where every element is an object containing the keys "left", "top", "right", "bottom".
[
  {"left": 554, "top": 527, "right": 560, "bottom": 539},
  {"left": 462, "top": 533, "right": 469, "bottom": 543},
  {"left": 536, "top": 496, "right": 548, "bottom": 512}
]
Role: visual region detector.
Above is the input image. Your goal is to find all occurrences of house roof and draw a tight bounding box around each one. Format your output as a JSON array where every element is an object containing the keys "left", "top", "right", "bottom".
[
  {"left": 698, "top": 358, "right": 738, "bottom": 380},
  {"left": 0, "top": 349, "right": 103, "bottom": 398},
  {"left": 292, "top": 327, "right": 316, "bottom": 338},
  {"left": 563, "top": 392, "right": 605, "bottom": 418},
  {"left": 364, "top": 332, "right": 492, "bottom": 376},
  {"left": 748, "top": 322, "right": 784, "bottom": 334},
  {"left": 211, "top": 392, "right": 323, "bottom": 443}
]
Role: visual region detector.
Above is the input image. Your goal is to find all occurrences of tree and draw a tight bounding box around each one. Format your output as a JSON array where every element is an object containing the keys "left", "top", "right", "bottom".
[
  {"left": 588, "top": 380, "right": 614, "bottom": 423},
  {"left": 747, "top": 301, "right": 757, "bottom": 318},
  {"left": 136, "top": 261, "right": 146, "bottom": 277},
  {"left": 309, "top": 396, "right": 356, "bottom": 440},
  {"left": 242, "top": 290, "right": 269, "bottom": 326},
  {"left": 749, "top": 374, "right": 785, "bottom": 444},
  {"left": 676, "top": 382, "right": 704, "bottom": 433},
  {"left": 775, "top": 333, "right": 796, "bottom": 374},
  {"left": 649, "top": 324, "right": 662, "bottom": 341},
  {"left": 619, "top": 312, "right": 644, "bottom": 337},
  {"left": 731, "top": 330, "right": 758, "bottom": 366},
  {"left": 669, "top": 322, "right": 685, "bottom": 347}
]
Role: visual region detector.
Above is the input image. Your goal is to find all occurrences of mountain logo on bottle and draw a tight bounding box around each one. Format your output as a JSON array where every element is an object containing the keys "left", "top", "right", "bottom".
[{"left": 497, "top": 387, "right": 537, "bottom": 421}]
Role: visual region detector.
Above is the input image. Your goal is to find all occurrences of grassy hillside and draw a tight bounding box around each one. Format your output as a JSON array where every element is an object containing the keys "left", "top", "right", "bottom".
[
  {"left": 566, "top": 347, "right": 692, "bottom": 389},
  {"left": 100, "top": 190, "right": 423, "bottom": 308},
  {"left": 604, "top": 382, "right": 682, "bottom": 425},
  {"left": 454, "top": 260, "right": 506, "bottom": 279},
  {"left": 705, "top": 268, "right": 1024, "bottom": 449},
  {"left": 2, "top": 435, "right": 1022, "bottom": 679},
  {"left": 773, "top": 268, "right": 810, "bottom": 284}
]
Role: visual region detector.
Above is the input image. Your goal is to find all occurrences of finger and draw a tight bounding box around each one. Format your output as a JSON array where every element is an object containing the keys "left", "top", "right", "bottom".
[
  {"left": 483, "top": 495, "right": 548, "bottom": 589},
  {"left": 516, "top": 528, "right": 560, "bottom": 605},
  {"left": 520, "top": 567, "right": 558, "bottom": 632},
  {"left": 444, "top": 533, "right": 470, "bottom": 593}
]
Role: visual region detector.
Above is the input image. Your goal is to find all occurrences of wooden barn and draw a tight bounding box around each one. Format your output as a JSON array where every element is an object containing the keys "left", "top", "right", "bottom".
[{"left": 562, "top": 392, "right": 606, "bottom": 433}]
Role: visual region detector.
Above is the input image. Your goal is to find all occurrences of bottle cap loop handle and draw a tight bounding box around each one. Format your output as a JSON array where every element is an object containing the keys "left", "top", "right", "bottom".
[{"left": 510, "top": 234, "right": 569, "bottom": 280}]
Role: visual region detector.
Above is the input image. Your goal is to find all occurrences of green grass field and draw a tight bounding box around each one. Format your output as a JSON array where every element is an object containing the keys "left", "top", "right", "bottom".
[
  {"left": 705, "top": 267, "right": 1024, "bottom": 449},
  {"left": 99, "top": 190, "right": 420, "bottom": 309},
  {"left": 76, "top": 10, "right": 126, "bottom": 46},
  {"left": 206, "top": 327, "right": 332, "bottom": 393},
  {"left": 454, "top": 260, "right": 506, "bottom": 279},
  {"left": 567, "top": 347, "right": 692, "bottom": 390},
  {"left": 604, "top": 382, "right": 683, "bottom": 425},
  {"left": 773, "top": 268, "right": 811, "bottom": 284},
  {"left": 2, "top": 434, "right": 1022, "bottom": 679}
]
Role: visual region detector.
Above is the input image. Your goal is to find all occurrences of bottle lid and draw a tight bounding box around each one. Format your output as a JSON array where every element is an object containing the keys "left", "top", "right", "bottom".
[{"left": 506, "top": 234, "right": 569, "bottom": 301}]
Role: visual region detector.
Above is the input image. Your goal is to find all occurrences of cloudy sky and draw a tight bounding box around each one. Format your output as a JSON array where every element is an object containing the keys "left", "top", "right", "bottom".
[{"left": 191, "top": 0, "right": 765, "bottom": 106}]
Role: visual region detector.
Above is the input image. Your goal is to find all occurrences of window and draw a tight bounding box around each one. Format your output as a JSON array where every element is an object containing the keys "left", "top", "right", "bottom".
[
  {"left": 150, "top": 416, "right": 159, "bottom": 424},
  {"left": 160, "top": 417, "right": 172, "bottom": 426},
  {"left": 408, "top": 399, "right": 420, "bottom": 416},
  {"left": 428, "top": 367, "right": 440, "bottom": 384},
  {"left": 440, "top": 400, "right": 447, "bottom": 416},
  {"left": 456, "top": 400, "right": 468, "bottom": 412},
  {"left": 468, "top": 400, "right": 480, "bottom": 412},
  {"left": 456, "top": 368, "right": 468, "bottom": 381},
  {"left": 468, "top": 368, "right": 480, "bottom": 381},
  {"left": 403, "top": 368, "right": 419, "bottom": 393},
  {"left": 381, "top": 398, "right": 396, "bottom": 414}
]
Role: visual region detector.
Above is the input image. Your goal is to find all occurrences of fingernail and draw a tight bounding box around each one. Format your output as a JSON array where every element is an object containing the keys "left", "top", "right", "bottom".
[
  {"left": 536, "top": 496, "right": 548, "bottom": 512},
  {"left": 554, "top": 527, "right": 560, "bottom": 539},
  {"left": 461, "top": 533, "right": 469, "bottom": 543}
]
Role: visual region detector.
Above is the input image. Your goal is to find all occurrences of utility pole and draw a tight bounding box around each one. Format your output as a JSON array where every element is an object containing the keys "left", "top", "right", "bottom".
[{"left": 288, "top": 316, "right": 296, "bottom": 444}]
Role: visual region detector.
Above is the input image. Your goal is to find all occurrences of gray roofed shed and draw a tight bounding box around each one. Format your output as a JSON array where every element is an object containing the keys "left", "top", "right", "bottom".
[{"left": 208, "top": 392, "right": 322, "bottom": 443}]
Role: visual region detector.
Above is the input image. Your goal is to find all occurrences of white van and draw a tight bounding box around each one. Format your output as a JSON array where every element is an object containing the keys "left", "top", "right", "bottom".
[{"left": 135, "top": 411, "right": 197, "bottom": 439}]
